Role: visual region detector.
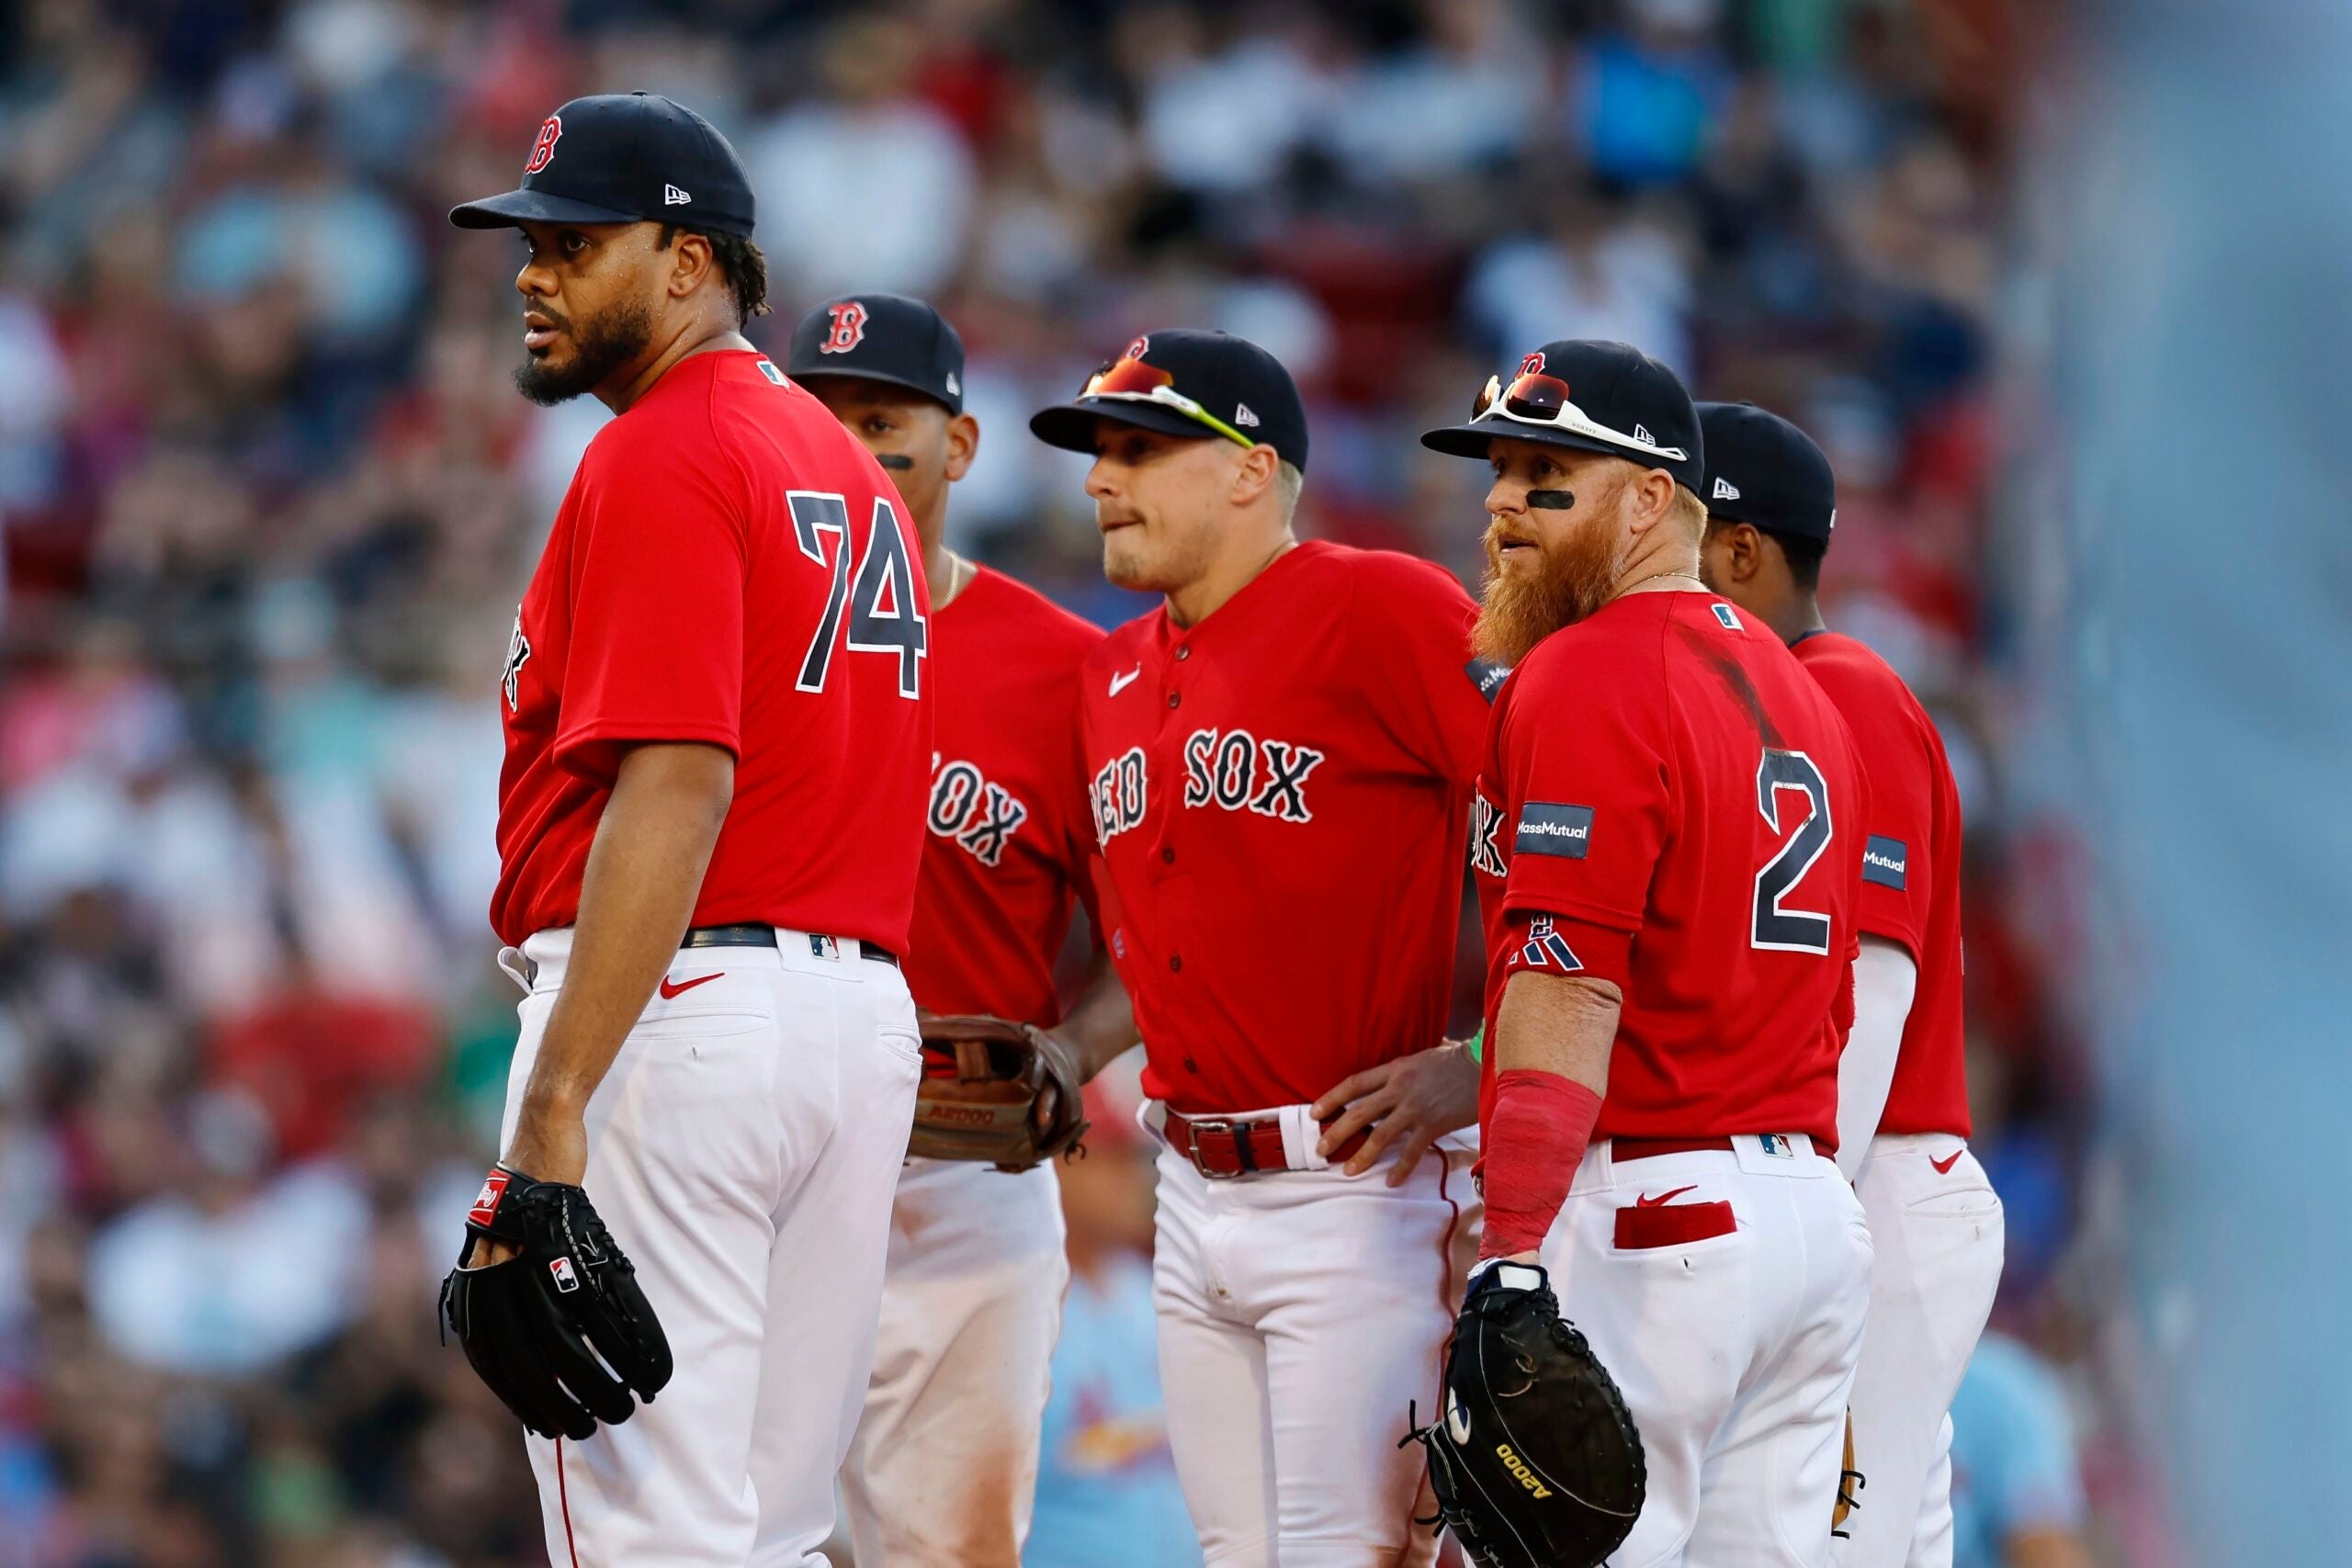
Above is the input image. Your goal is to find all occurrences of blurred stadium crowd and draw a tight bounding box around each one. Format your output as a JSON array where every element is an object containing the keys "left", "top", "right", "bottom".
[{"left": 0, "top": 0, "right": 2125, "bottom": 1563}]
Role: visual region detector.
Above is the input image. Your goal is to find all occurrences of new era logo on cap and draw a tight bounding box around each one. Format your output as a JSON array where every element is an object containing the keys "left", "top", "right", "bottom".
[
  {"left": 1634, "top": 423, "right": 1654, "bottom": 445},
  {"left": 1713, "top": 476, "right": 1741, "bottom": 501},
  {"left": 664, "top": 183, "right": 691, "bottom": 205},
  {"left": 1235, "top": 402, "right": 1260, "bottom": 427}
]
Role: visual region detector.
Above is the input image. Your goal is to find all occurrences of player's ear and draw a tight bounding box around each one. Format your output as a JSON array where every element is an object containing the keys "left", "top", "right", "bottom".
[
  {"left": 1230, "top": 442, "right": 1280, "bottom": 507},
  {"left": 662, "top": 227, "right": 713, "bottom": 301},
  {"left": 944, "top": 412, "right": 980, "bottom": 482},
  {"left": 1623, "top": 467, "right": 1678, "bottom": 539}
]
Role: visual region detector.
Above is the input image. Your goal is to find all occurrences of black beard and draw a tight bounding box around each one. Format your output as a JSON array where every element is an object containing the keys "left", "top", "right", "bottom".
[{"left": 514, "top": 299, "right": 656, "bottom": 406}]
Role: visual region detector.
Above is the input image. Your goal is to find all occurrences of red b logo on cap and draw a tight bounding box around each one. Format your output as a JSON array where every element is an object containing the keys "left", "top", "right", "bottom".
[
  {"left": 821, "top": 300, "right": 868, "bottom": 354},
  {"left": 525, "top": 115, "right": 562, "bottom": 175},
  {"left": 1518, "top": 351, "right": 1545, "bottom": 378}
]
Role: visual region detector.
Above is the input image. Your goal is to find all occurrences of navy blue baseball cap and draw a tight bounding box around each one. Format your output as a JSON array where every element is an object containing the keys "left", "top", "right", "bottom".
[
  {"left": 1030, "top": 329, "right": 1310, "bottom": 473},
  {"left": 1421, "top": 340, "right": 1702, "bottom": 494},
  {"left": 786, "top": 294, "right": 966, "bottom": 414},
  {"left": 1696, "top": 401, "right": 1837, "bottom": 543},
  {"left": 450, "top": 93, "right": 755, "bottom": 240}
]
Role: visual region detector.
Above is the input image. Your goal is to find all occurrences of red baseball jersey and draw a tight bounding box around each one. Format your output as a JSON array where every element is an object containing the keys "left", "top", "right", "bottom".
[
  {"left": 1793, "top": 631, "right": 1970, "bottom": 1138},
  {"left": 1473, "top": 592, "right": 1864, "bottom": 1147},
  {"left": 491, "top": 350, "right": 932, "bottom": 952},
  {"left": 904, "top": 566, "right": 1104, "bottom": 1026},
  {"left": 1077, "top": 542, "right": 1490, "bottom": 1113}
]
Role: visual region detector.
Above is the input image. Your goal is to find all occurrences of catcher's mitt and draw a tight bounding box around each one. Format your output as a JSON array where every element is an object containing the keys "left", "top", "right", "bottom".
[
  {"left": 439, "top": 1165, "right": 673, "bottom": 1440},
  {"left": 1404, "top": 1262, "right": 1645, "bottom": 1568},
  {"left": 910, "top": 1014, "right": 1090, "bottom": 1172}
]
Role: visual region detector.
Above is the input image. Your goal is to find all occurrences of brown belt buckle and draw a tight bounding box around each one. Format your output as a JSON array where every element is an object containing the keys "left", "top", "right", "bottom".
[{"left": 1183, "top": 1119, "right": 1251, "bottom": 1179}]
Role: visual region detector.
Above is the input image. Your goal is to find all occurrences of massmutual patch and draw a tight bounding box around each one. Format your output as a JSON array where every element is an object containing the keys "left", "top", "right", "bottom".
[
  {"left": 1862, "top": 835, "right": 1908, "bottom": 889},
  {"left": 1515, "top": 802, "right": 1594, "bottom": 859},
  {"left": 1464, "top": 658, "right": 1510, "bottom": 704}
]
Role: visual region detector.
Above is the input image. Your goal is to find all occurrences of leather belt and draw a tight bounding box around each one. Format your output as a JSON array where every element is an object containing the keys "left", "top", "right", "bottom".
[
  {"left": 1610, "top": 1135, "right": 1739, "bottom": 1162},
  {"left": 1163, "top": 1108, "right": 1368, "bottom": 1179},
  {"left": 682, "top": 923, "right": 899, "bottom": 967}
]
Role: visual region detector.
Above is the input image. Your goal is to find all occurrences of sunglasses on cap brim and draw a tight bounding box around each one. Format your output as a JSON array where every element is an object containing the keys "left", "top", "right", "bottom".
[
  {"left": 1472, "top": 371, "right": 1689, "bottom": 464},
  {"left": 1082, "top": 355, "right": 1258, "bottom": 451}
]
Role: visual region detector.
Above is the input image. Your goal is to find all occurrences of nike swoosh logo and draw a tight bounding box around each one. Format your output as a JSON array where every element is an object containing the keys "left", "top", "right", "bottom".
[
  {"left": 1635, "top": 1185, "right": 1698, "bottom": 1208},
  {"left": 1108, "top": 666, "right": 1142, "bottom": 697},
  {"left": 659, "top": 973, "right": 723, "bottom": 999},
  {"left": 1930, "top": 1150, "right": 1963, "bottom": 1175}
]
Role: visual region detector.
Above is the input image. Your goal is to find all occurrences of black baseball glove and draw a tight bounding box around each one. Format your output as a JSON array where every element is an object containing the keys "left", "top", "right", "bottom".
[
  {"left": 908, "top": 1013, "right": 1091, "bottom": 1172},
  {"left": 1404, "top": 1261, "right": 1645, "bottom": 1568},
  {"left": 439, "top": 1165, "right": 673, "bottom": 1440}
]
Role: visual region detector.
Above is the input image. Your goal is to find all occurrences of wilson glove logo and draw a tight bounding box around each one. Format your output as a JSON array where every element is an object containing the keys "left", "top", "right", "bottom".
[{"left": 1495, "top": 1442, "right": 1554, "bottom": 1499}]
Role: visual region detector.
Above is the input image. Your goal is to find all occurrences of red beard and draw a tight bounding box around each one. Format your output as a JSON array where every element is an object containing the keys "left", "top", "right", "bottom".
[{"left": 1471, "top": 512, "right": 1623, "bottom": 664}]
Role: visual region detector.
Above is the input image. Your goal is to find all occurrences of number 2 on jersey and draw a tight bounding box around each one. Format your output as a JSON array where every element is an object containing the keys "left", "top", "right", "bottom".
[
  {"left": 1753, "top": 749, "right": 1834, "bottom": 953},
  {"left": 787, "top": 491, "right": 927, "bottom": 698}
]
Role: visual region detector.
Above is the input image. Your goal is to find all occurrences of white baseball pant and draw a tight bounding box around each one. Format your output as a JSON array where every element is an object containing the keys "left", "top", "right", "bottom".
[
  {"left": 840, "top": 1156, "right": 1069, "bottom": 1567},
  {"left": 1148, "top": 1105, "right": 1479, "bottom": 1568},
  {"left": 496, "top": 927, "right": 921, "bottom": 1568},
  {"left": 1538, "top": 1134, "right": 1873, "bottom": 1568},
  {"left": 1832, "top": 1136, "right": 2003, "bottom": 1568}
]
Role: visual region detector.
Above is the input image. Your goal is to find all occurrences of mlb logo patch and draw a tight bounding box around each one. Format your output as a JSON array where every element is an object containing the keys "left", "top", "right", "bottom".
[
  {"left": 548, "top": 1257, "right": 581, "bottom": 1293},
  {"left": 810, "top": 934, "right": 841, "bottom": 961},
  {"left": 1757, "top": 1134, "right": 1794, "bottom": 1159},
  {"left": 755, "top": 359, "right": 787, "bottom": 386},
  {"left": 1712, "top": 603, "right": 1741, "bottom": 631}
]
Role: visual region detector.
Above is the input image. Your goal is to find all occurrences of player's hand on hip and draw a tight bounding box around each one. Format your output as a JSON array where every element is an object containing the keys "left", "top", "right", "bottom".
[{"left": 1310, "top": 1039, "right": 1480, "bottom": 1186}]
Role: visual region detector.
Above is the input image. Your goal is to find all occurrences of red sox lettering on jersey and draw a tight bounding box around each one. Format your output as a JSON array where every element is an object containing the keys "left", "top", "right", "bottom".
[
  {"left": 931, "top": 753, "right": 1028, "bottom": 866},
  {"left": 1075, "top": 541, "right": 1489, "bottom": 1113},
  {"left": 901, "top": 565, "right": 1103, "bottom": 1026}
]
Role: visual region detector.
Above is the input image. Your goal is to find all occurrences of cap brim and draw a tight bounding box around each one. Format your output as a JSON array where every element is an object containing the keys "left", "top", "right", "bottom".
[
  {"left": 1420, "top": 420, "right": 1647, "bottom": 465},
  {"left": 448, "top": 189, "right": 646, "bottom": 231},
  {"left": 1029, "top": 398, "right": 1219, "bottom": 454},
  {"left": 788, "top": 367, "right": 959, "bottom": 414}
]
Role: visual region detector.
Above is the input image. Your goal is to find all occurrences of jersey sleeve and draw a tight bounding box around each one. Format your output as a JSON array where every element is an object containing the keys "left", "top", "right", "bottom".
[
  {"left": 1497, "top": 639, "right": 1672, "bottom": 932},
  {"left": 1815, "top": 663, "right": 1935, "bottom": 957},
  {"left": 1351, "top": 553, "right": 1494, "bottom": 784},
  {"left": 555, "top": 427, "right": 748, "bottom": 782}
]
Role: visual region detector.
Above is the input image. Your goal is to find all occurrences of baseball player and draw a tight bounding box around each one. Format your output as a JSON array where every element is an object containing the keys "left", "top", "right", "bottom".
[
  {"left": 442, "top": 96, "right": 933, "bottom": 1566},
  {"left": 1695, "top": 400, "right": 2002, "bottom": 1568},
  {"left": 1028, "top": 329, "right": 1494, "bottom": 1567},
  {"left": 1422, "top": 340, "right": 1873, "bottom": 1565},
  {"left": 785, "top": 294, "right": 1134, "bottom": 1566}
]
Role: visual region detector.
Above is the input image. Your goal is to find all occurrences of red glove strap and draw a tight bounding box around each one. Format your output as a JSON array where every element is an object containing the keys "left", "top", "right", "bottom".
[{"left": 1479, "top": 1069, "right": 1604, "bottom": 1260}]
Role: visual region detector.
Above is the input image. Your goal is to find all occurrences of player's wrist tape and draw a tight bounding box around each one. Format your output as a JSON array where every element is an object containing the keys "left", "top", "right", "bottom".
[{"left": 1479, "top": 1069, "right": 1603, "bottom": 1259}]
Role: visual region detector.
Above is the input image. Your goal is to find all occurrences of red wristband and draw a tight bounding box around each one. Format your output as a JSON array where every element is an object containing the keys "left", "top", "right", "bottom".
[{"left": 1479, "top": 1069, "right": 1604, "bottom": 1260}]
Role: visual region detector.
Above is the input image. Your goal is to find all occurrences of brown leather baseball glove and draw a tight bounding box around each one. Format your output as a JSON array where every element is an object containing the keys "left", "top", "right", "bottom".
[{"left": 909, "top": 1014, "right": 1091, "bottom": 1172}]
